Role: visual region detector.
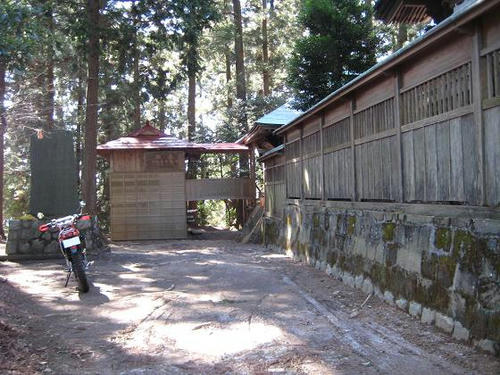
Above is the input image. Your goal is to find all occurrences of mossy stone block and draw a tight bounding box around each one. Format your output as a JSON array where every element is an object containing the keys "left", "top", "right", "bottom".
[
  {"left": 421, "top": 253, "right": 439, "bottom": 280},
  {"left": 30, "top": 239, "right": 44, "bottom": 252},
  {"left": 18, "top": 242, "right": 31, "bottom": 254},
  {"left": 8, "top": 220, "right": 21, "bottom": 231},
  {"left": 487, "top": 312, "right": 500, "bottom": 341},
  {"left": 385, "top": 243, "right": 398, "bottom": 267},
  {"left": 312, "top": 213, "right": 320, "bottom": 228},
  {"left": 382, "top": 222, "right": 396, "bottom": 242},
  {"left": 435, "top": 227, "right": 452, "bottom": 250},
  {"left": 347, "top": 216, "right": 356, "bottom": 236},
  {"left": 437, "top": 256, "right": 457, "bottom": 288},
  {"left": 427, "top": 283, "right": 451, "bottom": 312},
  {"left": 6, "top": 241, "right": 18, "bottom": 254},
  {"left": 7, "top": 230, "right": 18, "bottom": 241},
  {"left": 326, "top": 250, "right": 337, "bottom": 266}
]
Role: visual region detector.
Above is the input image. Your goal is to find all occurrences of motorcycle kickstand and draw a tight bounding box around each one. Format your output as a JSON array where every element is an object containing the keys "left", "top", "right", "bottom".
[{"left": 64, "top": 270, "right": 72, "bottom": 287}]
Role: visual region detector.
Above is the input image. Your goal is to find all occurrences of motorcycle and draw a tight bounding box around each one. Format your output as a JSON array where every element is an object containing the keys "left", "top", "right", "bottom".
[{"left": 38, "top": 203, "right": 92, "bottom": 293}]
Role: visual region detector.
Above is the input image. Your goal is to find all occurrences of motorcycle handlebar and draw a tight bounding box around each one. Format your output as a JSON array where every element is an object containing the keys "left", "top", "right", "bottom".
[{"left": 38, "top": 214, "right": 91, "bottom": 232}]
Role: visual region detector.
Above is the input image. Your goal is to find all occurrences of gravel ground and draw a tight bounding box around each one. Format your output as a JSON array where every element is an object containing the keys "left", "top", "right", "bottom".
[{"left": 0, "top": 238, "right": 499, "bottom": 374}]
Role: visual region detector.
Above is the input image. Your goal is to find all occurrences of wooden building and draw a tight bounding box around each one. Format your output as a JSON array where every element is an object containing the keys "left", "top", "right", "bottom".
[
  {"left": 259, "top": 145, "right": 286, "bottom": 219},
  {"left": 272, "top": 0, "right": 499, "bottom": 212},
  {"left": 238, "top": 104, "right": 301, "bottom": 219},
  {"left": 237, "top": 104, "right": 301, "bottom": 154},
  {"left": 253, "top": 0, "right": 499, "bottom": 350},
  {"left": 97, "top": 124, "right": 253, "bottom": 240},
  {"left": 374, "top": 0, "right": 462, "bottom": 24}
]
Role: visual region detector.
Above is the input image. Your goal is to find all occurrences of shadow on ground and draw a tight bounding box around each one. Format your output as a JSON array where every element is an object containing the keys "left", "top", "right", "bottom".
[{"left": 1, "top": 239, "right": 499, "bottom": 374}]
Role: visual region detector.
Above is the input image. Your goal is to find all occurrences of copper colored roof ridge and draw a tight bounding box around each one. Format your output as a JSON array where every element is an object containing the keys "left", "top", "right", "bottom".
[
  {"left": 97, "top": 123, "right": 248, "bottom": 156},
  {"left": 127, "top": 122, "right": 168, "bottom": 137}
]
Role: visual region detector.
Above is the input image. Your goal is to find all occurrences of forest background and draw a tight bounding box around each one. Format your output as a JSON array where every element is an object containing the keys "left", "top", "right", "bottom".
[{"left": 0, "top": 0, "right": 426, "bottom": 236}]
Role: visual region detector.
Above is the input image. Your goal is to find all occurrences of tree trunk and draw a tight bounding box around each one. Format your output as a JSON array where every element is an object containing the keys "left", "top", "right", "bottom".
[
  {"left": 82, "top": 0, "right": 100, "bottom": 215},
  {"left": 133, "top": 47, "right": 141, "bottom": 130},
  {"left": 233, "top": 0, "right": 248, "bottom": 227},
  {"left": 187, "top": 61, "right": 197, "bottom": 184},
  {"left": 261, "top": 0, "right": 270, "bottom": 96},
  {"left": 364, "top": 0, "right": 373, "bottom": 26},
  {"left": 158, "top": 100, "right": 166, "bottom": 130},
  {"left": 45, "top": 5, "right": 55, "bottom": 130},
  {"left": 35, "top": 60, "right": 45, "bottom": 129},
  {"left": 225, "top": 0, "right": 233, "bottom": 109},
  {"left": 225, "top": 50, "right": 232, "bottom": 108},
  {"left": 76, "top": 60, "right": 85, "bottom": 191},
  {"left": 133, "top": 49, "right": 141, "bottom": 129},
  {"left": 0, "top": 60, "right": 7, "bottom": 238},
  {"left": 132, "top": 2, "right": 141, "bottom": 130},
  {"left": 396, "top": 23, "right": 408, "bottom": 50},
  {"left": 132, "top": 40, "right": 141, "bottom": 129},
  {"left": 187, "top": 65, "right": 196, "bottom": 142},
  {"left": 233, "top": 0, "right": 247, "bottom": 107}
]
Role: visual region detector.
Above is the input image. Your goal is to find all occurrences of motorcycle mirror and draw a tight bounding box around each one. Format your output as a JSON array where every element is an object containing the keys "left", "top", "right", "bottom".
[
  {"left": 80, "top": 201, "right": 86, "bottom": 208},
  {"left": 37, "top": 212, "right": 44, "bottom": 220}
]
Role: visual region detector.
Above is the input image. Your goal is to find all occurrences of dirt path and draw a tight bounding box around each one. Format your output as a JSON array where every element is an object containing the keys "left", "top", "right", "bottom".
[{"left": 1, "top": 239, "right": 499, "bottom": 374}]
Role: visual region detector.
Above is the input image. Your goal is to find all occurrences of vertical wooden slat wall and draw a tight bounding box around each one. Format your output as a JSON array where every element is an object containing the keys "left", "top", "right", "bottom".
[
  {"left": 263, "top": 154, "right": 286, "bottom": 218},
  {"left": 110, "top": 151, "right": 187, "bottom": 240},
  {"left": 283, "top": 18, "right": 500, "bottom": 208}
]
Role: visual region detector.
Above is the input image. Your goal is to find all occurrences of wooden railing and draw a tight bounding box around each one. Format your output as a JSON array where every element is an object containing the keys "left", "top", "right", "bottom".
[
  {"left": 354, "top": 98, "right": 395, "bottom": 138},
  {"left": 401, "top": 63, "right": 472, "bottom": 125},
  {"left": 185, "top": 178, "right": 253, "bottom": 201},
  {"left": 483, "top": 48, "right": 500, "bottom": 109}
]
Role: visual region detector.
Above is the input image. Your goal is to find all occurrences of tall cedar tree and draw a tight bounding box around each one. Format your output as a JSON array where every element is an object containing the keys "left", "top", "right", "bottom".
[
  {"left": 232, "top": 0, "right": 248, "bottom": 227},
  {"left": 287, "top": 0, "right": 377, "bottom": 110},
  {"left": 165, "top": 1, "right": 219, "bottom": 179},
  {"left": 261, "top": 0, "right": 271, "bottom": 96},
  {"left": 178, "top": 1, "right": 218, "bottom": 143},
  {"left": 0, "top": 1, "right": 38, "bottom": 238},
  {"left": 82, "top": 0, "right": 100, "bottom": 215}
]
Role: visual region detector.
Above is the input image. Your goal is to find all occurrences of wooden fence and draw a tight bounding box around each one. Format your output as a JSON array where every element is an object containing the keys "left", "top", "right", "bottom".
[{"left": 283, "top": 22, "right": 500, "bottom": 208}]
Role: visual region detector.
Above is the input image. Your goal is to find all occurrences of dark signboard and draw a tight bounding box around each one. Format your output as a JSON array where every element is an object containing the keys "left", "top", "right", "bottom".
[{"left": 30, "top": 130, "right": 79, "bottom": 217}]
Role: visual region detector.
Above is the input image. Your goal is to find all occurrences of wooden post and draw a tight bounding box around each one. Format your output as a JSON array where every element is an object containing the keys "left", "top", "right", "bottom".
[
  {"left": 394, "top": 70, "right": 404, "bottom": 202},
  {"left": 320, "top": 113, "right": 325, "bottom": 201},
  {"left": 471, "top": 22, "right": 485, "bottom": 206},
  {"left": 284, "top": 134, "right": 289, "bottom": 200},
  {"left": 249, "top": 146, "right": 256, "bottom": 200},
  {"left": 300, "top": 125, "right": 304, "bottom": 200},
  {"left": 349, "top": 98, "right": 357, "bottom": 201}
]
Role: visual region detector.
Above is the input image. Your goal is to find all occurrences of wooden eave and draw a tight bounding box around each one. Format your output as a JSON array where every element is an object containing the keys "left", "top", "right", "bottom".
[
  {"left": 276, "top": 0, "right": 499, "bottom": 136},
  {"left": 376, "top": 0, "right": 431, "bottom": 24},
  {"left": 238, "top": 124, "right": 276, "bottom": 146},
  {"left": 97, "top": 124, "right": 249, "bottom": 158},
  {"left": 257, "top": 144, "right": 284, "bottom": 162},
  {"left": 390, "top": 3, "right": 430, "bottom": 24}
]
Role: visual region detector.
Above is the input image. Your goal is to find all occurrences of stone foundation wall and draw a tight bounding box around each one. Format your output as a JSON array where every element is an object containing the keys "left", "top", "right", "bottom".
[
  {"left": 263, "top": 203, "right": 500, "bottom": 355},
  {"left": 6, "top": 218, "right": 106, "bottom": 259}
]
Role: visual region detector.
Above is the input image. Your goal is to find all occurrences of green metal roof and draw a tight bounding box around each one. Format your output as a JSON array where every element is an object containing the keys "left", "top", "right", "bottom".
[
  {"left": 257, "top": 144, "right": 284, "bottom": 162},
  {"left": 255, "top": 104, "right": 302, "bottom": 127}
]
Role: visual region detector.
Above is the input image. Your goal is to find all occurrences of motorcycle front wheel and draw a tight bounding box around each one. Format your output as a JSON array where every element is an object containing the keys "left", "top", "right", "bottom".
[{"left": 72, "top": 251, "right": 89, "bottom": 293}]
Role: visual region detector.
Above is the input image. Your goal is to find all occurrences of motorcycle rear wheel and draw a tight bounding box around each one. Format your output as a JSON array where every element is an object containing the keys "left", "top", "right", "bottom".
[{"left": 72, "top": 251, "right": 89, "bottom": 293}]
